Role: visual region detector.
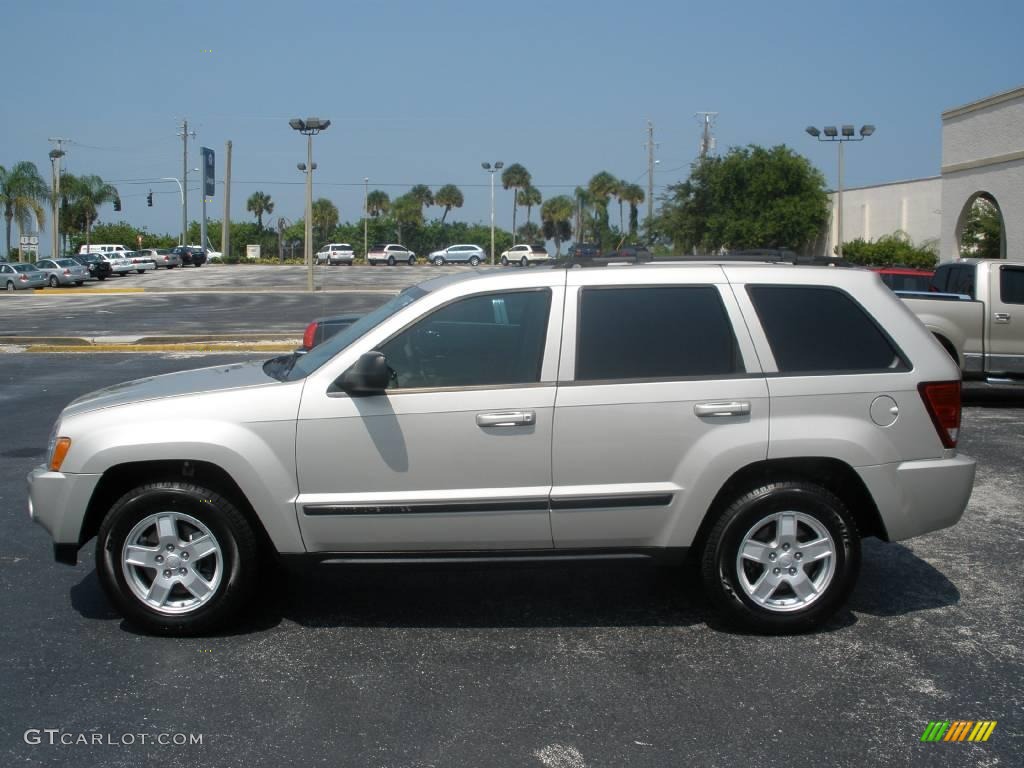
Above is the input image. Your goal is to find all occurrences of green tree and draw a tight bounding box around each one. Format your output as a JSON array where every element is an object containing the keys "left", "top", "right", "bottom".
[
  {"left": 620, "top": 183, "right": 646, "bottom": 237},
  {"left": 246, "top": 191, "right": 274, "bottom": 230},
  {"left": 391, "top": 194, "right": 423, "bottom": 243},
  {"left": 541, "top": 195, "right": 574, "bottom": 256},
  {"left": 1, "top": 161, "right": 48, "bottom": 260},
  {"left": 517, "top": 184, "right": 543, "bottom": 228},
  {"left": 841, "top": 232, "right": 938, "bottom": 269},
  {"left": 64, "top": 174, "right": 119, "bottom": 253},
  {"left": 366, "top": 190, "right": 390, "bottom": 218},
  {"left": 408, "top": 184, "right": 434, "bottom": 215},
  {"left": 434, "top": 184, "right": 464, "bottom": 223},
  {"left": 573, "top": 186, "right": 592, "bottom": 243},
  {"left": 654, "top": 145, "right": 828, "bottom": 253},
  {"left": 311, "top": 198, "right": 339, "bottom": 247},
  {"left": 960, "top": 197, "right": 1003, "bottom": 259},
  {"left": 517, "top": 222, "right": 542, "bottom": 243},
  {"left": 501, "top": 163, "right": 531, "bottom": 243}
]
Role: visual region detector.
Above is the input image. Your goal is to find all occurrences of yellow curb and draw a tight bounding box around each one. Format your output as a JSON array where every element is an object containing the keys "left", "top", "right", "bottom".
[{"left": 27, "top": 343, "right": 294, "bottom": 353}]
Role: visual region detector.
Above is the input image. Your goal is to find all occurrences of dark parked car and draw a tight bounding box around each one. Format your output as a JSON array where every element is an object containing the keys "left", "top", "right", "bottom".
[
  {"left": 172, "top": 246, "right": 207, "bottom": 267},
  {"left": 566, "top": 243, "right": 600, "bottom": 260},
  {"left": 73, "top": 253, "right": 112, "bottom": 281}
]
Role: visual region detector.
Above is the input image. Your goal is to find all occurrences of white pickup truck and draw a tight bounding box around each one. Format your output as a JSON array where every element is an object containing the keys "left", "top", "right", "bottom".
[{"left": 900, "top": 258, "right": 1024, "bottom": 380}]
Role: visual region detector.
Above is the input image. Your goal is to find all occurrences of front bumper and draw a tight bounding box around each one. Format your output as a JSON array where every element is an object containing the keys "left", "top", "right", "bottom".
[
  {"left": 27, "top": 465, "right": 103, "bottom": 564},
  {"left": 856, "top": 453, "right": 976, "bottom": 541}
]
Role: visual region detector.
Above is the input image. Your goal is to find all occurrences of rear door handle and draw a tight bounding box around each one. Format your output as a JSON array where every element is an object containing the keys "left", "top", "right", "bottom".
[
  {"left": 476, "top": 410, "right": 536, "bottom": 428},
  {"left": 994, "top": 312, "right": 1010, "bottom": 324},
  {"left": 694, "top": 401, "right": 751, "bottom": 418}
]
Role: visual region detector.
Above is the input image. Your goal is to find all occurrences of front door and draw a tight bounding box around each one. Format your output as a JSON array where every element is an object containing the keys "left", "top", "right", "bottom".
[{"left": 295, "top": 284, "right": 563, "bottom": 552}]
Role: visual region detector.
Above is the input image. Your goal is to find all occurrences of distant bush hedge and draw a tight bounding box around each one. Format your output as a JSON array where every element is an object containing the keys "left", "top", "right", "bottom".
[{"left": 839, "top": 232, "right": 938, "bottom": 269}]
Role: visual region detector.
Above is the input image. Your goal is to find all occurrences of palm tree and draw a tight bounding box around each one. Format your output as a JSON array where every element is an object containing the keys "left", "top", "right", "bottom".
[
  {"left": 391, "top": 194, "right": 423, "bottom": 243},
  {"left": 434, "top": 184, "right": 464, "bottom": 223},
  {"left": 573, "top": 186, "right": 592, "bottom": 243},
  {"left": 408, "top": 184, "right": 434, "bottom": 216},
  {"left": 621, "top": 183, "right": 646, "bottom": 237},
  {"left": 63, "top": 174, "right": 118, "bottom": 253},
  {"left": 366, "top": 190, "right": 391, "bottom": 218},
  {"left": 517, "top": 185, "right": 543, "bottom": 228},
  {"left": 587, "top": 171, "right": 619, "bottom": 230},
  {"left": 517, "top": 222, "right": 542, "bottom": 244},
  {"left": 501, "top": 163, "right": 531, "bottom": 244},
  {"left": 613, "top": 180, "right": 626, "bottom": 233},
  {"left": 541, "top": 195, "right": 574, "bottom": 256},
  {"left": 246, "top": 191, "right": 274, "bottom": 230},
  {"left": 1, "top": 162, "right": 48, "bottom": 260},
  {"left": 311, "top": 198, "right": 339, "bottom": 246}
]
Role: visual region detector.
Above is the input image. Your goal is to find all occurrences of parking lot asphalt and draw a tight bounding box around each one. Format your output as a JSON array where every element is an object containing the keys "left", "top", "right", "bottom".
[{"left": 0, "top": 353, "right": 1021, "bottom": 767}]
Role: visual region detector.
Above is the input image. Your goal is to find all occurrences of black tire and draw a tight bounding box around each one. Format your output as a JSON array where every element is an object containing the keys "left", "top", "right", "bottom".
[
  {"left": 96, "top": 482, "right": 258, "bottom": 636},
  {"left": 49, "top": 275, "right": 59, "bottom": 287},
  {"left": 520, "top": 256, "right": 528, "bottom": 267},
  {"left": 5, "top": 281, "right": 14, "bottom": 292},
  {"left": 700, "top": 481, "right": 860, "bottom": 634},
  {"left": 387, "top": 256, "right": 396, "bottom": 266},
  {"left": 434, "top": 257, "right": 445, "bottom": 266},
  {"left": 137, "top": 270, "right": 145, "bottom": 274},
  {"left": 501, "top": 256, "right": 509, "bottom": 266},
  {"left": 75, "top": 281, "right": 84, "bottom": 286},
  {"left": 408, "top": 255, "right": 416, "bottom": 265},
  {"left": 469, "top": 255, "right": 481, "bottom": 266},
  {"left": 98, "top": 274, "right": 107, "bottom": 280}
]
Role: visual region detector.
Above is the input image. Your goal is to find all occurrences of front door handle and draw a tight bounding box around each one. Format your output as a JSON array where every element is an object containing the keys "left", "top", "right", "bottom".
[
  {"left": 476, "top": 410, "right": 536, "bottom": 428},
  {"left": 994, "top": 312, "right": 1010, "bottom": 324},
  {"left": 694, "top": 401, "right": 751, "bottom": 418}
]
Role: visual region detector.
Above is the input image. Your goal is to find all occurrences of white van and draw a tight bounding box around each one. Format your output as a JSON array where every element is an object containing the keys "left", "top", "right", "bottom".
[{"left": 78, "top": 244, "right": 128, "bottom": 255}]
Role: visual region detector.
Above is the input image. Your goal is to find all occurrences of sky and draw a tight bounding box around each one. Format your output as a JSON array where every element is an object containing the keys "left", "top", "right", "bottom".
[{"left": 3, "top": 0, "right": 1023, "bottom": 240}]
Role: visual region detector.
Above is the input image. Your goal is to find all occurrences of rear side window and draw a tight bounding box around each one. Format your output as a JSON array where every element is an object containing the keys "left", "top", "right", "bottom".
[
  {"left": 1000, "top": 266, "right": 1024, "bottom": 304},
  {"left": 576, "top": 286, "right": 742, "bottom": 381},
  {"left": 747, "top": 285, "right": 907, "bottom": 374},
  {"left": 947, "top": 266, "right": 976, "bottom": 298}
]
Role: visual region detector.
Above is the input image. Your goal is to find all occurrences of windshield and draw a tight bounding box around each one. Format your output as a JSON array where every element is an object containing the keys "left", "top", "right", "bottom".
[{"left": 281, "top": 286, "right": 428, "bottom": 381}]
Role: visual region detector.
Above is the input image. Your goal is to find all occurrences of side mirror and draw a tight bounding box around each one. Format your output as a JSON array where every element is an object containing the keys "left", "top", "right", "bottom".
[{"left": 337, "top": 351, "right": 390, "bottom": 396}]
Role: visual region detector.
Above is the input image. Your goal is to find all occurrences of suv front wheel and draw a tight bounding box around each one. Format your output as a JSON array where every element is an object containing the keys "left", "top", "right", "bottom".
[
  {"left": 97, "top": 482, "right": 258, "bottom": 635},
  {"left": 700, "top": 481, "right": 859, "bottom": 634}
]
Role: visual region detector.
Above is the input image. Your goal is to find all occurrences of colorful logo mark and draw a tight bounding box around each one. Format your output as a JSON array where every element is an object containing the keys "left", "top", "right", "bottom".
[{"left": 920, "top": 721, "right": 997, "bottom": 742}]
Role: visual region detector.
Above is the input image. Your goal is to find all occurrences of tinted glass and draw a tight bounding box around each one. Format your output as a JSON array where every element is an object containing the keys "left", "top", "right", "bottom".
[
  {"left": 576, "top": 286, "right": 741, "bottom": 381},
  {"left": 57, "top": 259, "right": 79, "bottom": 267},
  {"left": 748, "top": 285, "right": 906, "bottom": 374},
  {"left": 531, "top": 246, "right": 548, "bottom": 254},
  {"left": 930, "top": 265, "right": 949, "bottom": 292},
  {"left": 947, "top": 266, "right": 975, "bottom": 297},
  {"left": 379, "top": 290, "right": 551, "bottom": 389},
  {"left": 1000, "top": 266, "right": 1024, "bottom": 304},
  {"left": 879, "top": 273, "right": 931, "bottom": 292}
]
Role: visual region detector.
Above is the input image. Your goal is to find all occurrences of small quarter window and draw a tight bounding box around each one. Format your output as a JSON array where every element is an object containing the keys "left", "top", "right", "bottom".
[{"left": 999, "top": 266, "right": 1024, "bottom": 305}]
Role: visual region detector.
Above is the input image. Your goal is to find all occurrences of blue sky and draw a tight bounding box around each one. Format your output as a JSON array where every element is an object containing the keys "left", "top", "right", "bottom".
[{"left": 3, "top": 0, "right": 1022, "bottom": 238}]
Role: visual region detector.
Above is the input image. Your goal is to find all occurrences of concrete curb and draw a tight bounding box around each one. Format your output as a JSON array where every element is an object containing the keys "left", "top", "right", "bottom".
[{"left": 26, "top": 342, "right": 295, "bottom": 353}]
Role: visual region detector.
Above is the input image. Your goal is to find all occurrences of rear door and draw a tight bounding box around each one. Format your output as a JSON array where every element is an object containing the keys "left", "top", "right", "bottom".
[
  {"left": 988, "top": 264, "right": 1024, "bottom": 373},
  {"left": 550, "top": 267, "right": 769, "bottom": 550}
]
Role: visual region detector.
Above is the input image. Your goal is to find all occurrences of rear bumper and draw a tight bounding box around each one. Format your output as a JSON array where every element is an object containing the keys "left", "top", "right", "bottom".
[
  {"left": 856, "top": 453, "right": 976, "bottom": 541},
  {"left": 27, "top": 464, "right": 103, "bottom": 564}
]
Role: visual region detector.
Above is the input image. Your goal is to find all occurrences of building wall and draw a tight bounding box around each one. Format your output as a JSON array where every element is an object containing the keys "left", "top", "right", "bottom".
[
  {"left": 940, "top": 86, "right": 1024, "bottom": 262},
  {"left": 824, "top": 177, "right": 942, "bottom": 256}
]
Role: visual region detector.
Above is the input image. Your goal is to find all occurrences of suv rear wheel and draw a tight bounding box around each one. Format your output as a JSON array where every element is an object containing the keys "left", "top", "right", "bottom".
[
  {"left": 387, "top": 255, "right": 396, "bottom": 266},
  {"left": 700, "top": 481, "right": 859, "bottom": 634},
  {"left": 97, "top": 482, "right": 258, "bottom": 635}
]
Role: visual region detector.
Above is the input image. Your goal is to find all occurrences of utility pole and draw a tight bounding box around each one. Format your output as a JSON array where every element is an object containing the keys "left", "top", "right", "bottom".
[
  {"left": 696, "top": 112, "right": 718, "bottom": 161},
  {"left": 178, "top": 119, "right": 195, "bottom": 246},
  {"left": 222, "top": 140, "right": 232, "bottom": 261},
  {"left": 643, "top": 121, "right": 658, "bottom": 229},
  {"left": 47, "top": 138, "right": 70, "bottom": 258},
  {"left": 363, "top": 177, "right": 369, "bottom": 262}
]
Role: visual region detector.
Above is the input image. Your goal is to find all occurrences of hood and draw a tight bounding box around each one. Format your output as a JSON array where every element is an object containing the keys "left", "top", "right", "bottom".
[{"left": 62, "top": 360, "right": 279, "bottom": 418}]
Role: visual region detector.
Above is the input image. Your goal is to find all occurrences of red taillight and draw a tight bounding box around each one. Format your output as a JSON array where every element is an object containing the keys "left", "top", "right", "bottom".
[
  {"left": 302, "top": 321, "right": 319, "bottom": 350},
  {"left": 63, "top": 269, "right": 71, "bottom": 275},
  {"left": 918, "top": 381, "right": 961, "bottom": 449},
  {"left": 19, "top": 275, "right": 27, "bottom": 282}
]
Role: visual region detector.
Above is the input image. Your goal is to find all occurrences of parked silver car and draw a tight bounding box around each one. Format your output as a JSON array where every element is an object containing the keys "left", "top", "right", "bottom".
[
  {"left": 428, "top": 244, "right": 485, "bottom": 266},
  {"left": 2, "top": 262, "right": 46, "bottom": 290},
  {"left": 34, "top": 258, "right": 89, "bottom": 287},
  {"left": 28, "top": 262, "right": 975, "bottom": 635},
  {"left": 142, "top": 248, "right": 182, "bottom": 269}
]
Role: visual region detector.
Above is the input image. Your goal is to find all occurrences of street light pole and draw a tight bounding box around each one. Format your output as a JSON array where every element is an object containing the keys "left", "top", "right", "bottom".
[
  {"left": 805, "top": 124, "right": 875, "bottom": 260},
  {"left": 48, "top": 149, "right": 65, "bottom": 258},
  {"left": 482, "top": 161, "right": 503, "bottom": 264},
  {"left": 363, "top": 177, "right": 369, "bottom": 264},
  {"left": 289, "top": 117, "right": 331, "bottom": 292}
]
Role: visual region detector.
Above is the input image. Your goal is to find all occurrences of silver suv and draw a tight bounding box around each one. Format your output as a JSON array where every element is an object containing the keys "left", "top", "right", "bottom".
[{"left": 28, "top": 264, "right": 976, "bottom": 635}]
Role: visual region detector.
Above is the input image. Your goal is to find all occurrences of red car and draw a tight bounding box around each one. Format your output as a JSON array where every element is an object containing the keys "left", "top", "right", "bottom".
[{"left": 869, "top": 266, "right": 935, "bottom": 293}]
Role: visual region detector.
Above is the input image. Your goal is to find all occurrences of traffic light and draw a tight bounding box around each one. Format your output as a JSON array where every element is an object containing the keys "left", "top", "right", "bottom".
[
  {"left": 113, "top": 197, "right": 121, "bottom": 212},
  {"left": 147, "top": 191, "right": 153, "bottom": 207}
]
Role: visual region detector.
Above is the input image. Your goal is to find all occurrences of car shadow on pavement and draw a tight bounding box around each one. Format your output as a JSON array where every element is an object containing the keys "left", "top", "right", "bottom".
[
  {"left": 279, "top": 560, "right": 712, "bottom": 630},
  {"left": 847, "top": 539, "right": 960, "bottom": 617},
  {"left": 962, "top": 384, "right": 1024, "bottom": 408}
]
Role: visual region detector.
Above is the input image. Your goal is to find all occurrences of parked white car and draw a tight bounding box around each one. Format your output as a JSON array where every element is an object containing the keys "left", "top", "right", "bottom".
[
  {"left": 500, "top": 243, "right": 550, "bottom": 267},
  {"left": 316, "top": 243, "right": 355, "bottom": 265},
  {"left": 28, "top": 261, "right": 975, "bottom": 635}
]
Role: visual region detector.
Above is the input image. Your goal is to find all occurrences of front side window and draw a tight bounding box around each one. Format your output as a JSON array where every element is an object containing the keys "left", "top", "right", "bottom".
[
  {"left": 576, "top": 286, "right": 742, "bottom": 381},
  {"left": 999, "top": 266, "right": 1024, "bottom": 305},
  {"left": 747, "top": 285, "right": 907, "bottom": 374},
  {"left": 379, "top": 290, "right": 552, "bottom": 390}
]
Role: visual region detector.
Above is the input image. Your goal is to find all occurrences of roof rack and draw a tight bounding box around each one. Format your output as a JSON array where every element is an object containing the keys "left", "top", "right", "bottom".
[{"left": 552, "top": 249, "right": 854, "bottom": 269}]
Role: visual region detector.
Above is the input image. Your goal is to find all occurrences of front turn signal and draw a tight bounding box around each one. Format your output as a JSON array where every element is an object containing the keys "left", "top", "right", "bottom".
[{"left": 49, "top": 438, "right": 72, "bottom": 472}]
